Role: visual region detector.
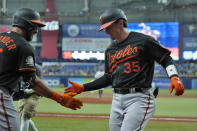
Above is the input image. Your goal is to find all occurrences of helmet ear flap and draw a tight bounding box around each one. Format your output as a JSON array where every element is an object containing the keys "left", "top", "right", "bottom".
[{"left": 116, "top": 19, "right": 128, "bottom": 28}]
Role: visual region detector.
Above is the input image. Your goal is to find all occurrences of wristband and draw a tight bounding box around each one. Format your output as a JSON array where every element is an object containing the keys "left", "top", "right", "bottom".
[{"left": 166, "top": 64, "right": 178, "bottom": 78}]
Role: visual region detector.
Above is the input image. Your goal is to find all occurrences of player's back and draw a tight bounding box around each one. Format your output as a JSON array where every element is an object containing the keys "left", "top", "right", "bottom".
[{"left": 0, "top": 31, "right": 31, "bottom": 92}]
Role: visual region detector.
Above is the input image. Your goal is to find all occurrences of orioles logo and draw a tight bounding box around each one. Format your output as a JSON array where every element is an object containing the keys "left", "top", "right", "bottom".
[
  {"left": 107, "top": 45, "right": 138, "bottom": 66},
  {"left": 107, "top": 45, "right": 139, "bottom": 72},
  {"left": 100, "top": 16, "right": 104, "bottom": 24}
]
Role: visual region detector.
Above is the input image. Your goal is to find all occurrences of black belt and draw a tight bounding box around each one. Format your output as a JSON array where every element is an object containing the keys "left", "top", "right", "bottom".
[{"left": 114, "top": 88, "right": 143, "bottom": 94}]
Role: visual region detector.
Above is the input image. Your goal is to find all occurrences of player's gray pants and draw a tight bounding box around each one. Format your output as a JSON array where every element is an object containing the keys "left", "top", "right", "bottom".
[
  {"left": 0, "top": 87, "right": 20, "bottom": 131},
  {"left": 110, "top": 89, "right": 155, "bottom": 131}
]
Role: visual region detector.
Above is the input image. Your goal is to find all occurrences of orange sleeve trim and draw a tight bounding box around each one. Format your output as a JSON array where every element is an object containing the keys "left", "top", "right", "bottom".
[
  {"left": 19, "top": 68, "right": 36, "bottom": 71},
  {"left": 159, "top": 51, "right": 171, "bottom": 64}
]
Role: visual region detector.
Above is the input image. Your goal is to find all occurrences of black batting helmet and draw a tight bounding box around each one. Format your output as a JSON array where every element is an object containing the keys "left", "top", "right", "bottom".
[
  {"left": 99, "top": 8, "right": 127, "bottom": 31},
  {"left": 12, "top": 8, "right": 45, "bottom": 31}
]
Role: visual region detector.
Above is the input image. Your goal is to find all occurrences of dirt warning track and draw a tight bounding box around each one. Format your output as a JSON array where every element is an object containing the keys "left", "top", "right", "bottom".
[{"left": 35, "top": 113, "right": 197, "bottom": 123}]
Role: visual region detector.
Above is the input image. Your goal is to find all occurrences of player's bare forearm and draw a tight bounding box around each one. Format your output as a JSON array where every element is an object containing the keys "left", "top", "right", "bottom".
[
  {"left": 33, "top": 77, "right": 83, "bottom": 110},
  {"left": 32, "top": 76, "right": 53, "bottom": 98}
]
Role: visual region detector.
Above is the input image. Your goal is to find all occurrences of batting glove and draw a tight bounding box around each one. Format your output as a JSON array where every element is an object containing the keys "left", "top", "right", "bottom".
[
  {"left": 169, "top": 76, "right": 184, "bottom": 96},
  {"left": 64, "top": 80, "right": 84, "bottom": 94},
  {"left": 51, "top": 92, "right": 83, "bottom": 110}
]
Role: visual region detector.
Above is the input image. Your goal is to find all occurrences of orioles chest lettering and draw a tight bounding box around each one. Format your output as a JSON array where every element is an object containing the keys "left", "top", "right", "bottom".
[
  {"left": 107, "top": 45, "right": 138, "bottom": 65},
  {"left": 107, "top": 45, "right": 140, "bottom": 73}
]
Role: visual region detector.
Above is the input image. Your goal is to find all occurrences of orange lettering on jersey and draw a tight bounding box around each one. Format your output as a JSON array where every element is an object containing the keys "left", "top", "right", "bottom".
[
  {"left": 0, "top": 48, "right": 3, "bottom": 53},
  {"left": 5, "top": 39, "right": 14, "bottom": 46},
  {"left": 116, "top": 50, "right": 123, "bottom": 59},
  {"left": 123, "top": 45, "right": 130, "bottom": 57},
  {"left": 107, "top": 45, "right": 139, "bottom": 72},
  {"left": 0, "top": 36, "right": 16, "bottom": 51},
  {"left": 8, "top": 44, "right": 16, "bottom": 50},
  {"left": 0, "top": 36, "right": 11, "bottom": 44}
]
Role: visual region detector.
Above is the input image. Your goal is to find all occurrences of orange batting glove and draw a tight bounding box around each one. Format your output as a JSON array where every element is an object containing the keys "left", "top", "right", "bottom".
[
  {"left": 51, "top": 92, "right": 83, "bottom": 110},
  {"left": 64, "top": 80, "right": 84, "bottom": 94},
  {"left": 65, "top": 92, "right": 78, "bottom": 97},
  {"left": 169, "top": 76, "right": 184, "bottom": 96}
]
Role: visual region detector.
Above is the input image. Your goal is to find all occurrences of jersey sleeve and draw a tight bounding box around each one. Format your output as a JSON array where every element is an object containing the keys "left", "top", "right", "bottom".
[
  {"left": 17, "top": 43, "right": 36, "bottom": 72},
  {"left": 145, "top": 37, "right": 171, "bottom": 64}
]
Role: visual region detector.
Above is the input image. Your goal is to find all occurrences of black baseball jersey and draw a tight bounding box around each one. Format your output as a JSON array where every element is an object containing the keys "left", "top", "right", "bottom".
[
  {"left": 18, "top": 63, "right": 42, "bottom": 91},
  {"left": 105, "top": 31, "right": 170, "bottom": 89},
  {"left": 12, "top": 63, "right": 42, "bottom": 100},
  {"left": 0, "top": 31, "right": 36, "bottom": 93}
]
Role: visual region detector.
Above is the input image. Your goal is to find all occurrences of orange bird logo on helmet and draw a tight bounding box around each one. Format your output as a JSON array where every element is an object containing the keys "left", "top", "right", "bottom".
[{"left": 100, "top": 16, "right": 104, "bottom": 24}]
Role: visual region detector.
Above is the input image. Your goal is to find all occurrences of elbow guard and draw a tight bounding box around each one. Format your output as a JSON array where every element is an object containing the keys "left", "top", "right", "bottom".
[{"left": 22, "top": 71, "right": 36, "bottom": 89}]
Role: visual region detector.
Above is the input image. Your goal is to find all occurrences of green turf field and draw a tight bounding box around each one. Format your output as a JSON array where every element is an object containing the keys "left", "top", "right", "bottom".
[
  {"left": 14, "top": 88, "right": 197, "bottom": 131},
  {"left": 32, "top": 117, "right": 109, "bottom": 131},
  {"left": 15, "top": 88, "right": 197, "bottom": 117},
  {"left": 32, "top": 117, "right": 197, "bottom": 131},
  {"left": 19, "top": 96, "right": 196, "bottom": 117}
]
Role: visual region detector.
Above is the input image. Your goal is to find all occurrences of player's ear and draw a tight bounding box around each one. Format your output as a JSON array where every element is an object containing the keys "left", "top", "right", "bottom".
[{"left": 117, "top": 19, "right": 124, "bottom": 27}]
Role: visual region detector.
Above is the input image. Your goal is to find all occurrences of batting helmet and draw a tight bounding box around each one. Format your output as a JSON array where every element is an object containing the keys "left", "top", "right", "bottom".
[
  {"left": 99, "top": 8, "right": 127, "bottom": 31},
  {"left": 12, "top": 8, "right": 45, "bottom": 31}
]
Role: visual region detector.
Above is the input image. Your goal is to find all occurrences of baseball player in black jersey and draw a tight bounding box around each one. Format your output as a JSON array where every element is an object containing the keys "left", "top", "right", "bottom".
[
  {"left": 0, "top": 8, "right": 82, "bottom": 131},
  {"left": 65, "top": 8, "right": 184, "bottom": 131},
  {"left": 12, "top": 64, "right": 42, "bottom": 131},
  {"left": 18, "top": 64, "right": 42, "bottom": 131}
]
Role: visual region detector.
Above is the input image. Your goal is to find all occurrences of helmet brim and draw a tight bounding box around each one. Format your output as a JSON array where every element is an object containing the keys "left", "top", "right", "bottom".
[
  {"left": 98, "top": 20, "right": 115, "bottom": 32},
  {"left": 31, "top": 20, "right": 45, "bottom": 27}
]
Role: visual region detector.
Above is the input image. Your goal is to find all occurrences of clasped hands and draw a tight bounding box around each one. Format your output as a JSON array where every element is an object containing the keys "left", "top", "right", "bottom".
[{"left": 53, "top": 80, "right": 84, "bottom": 110}]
